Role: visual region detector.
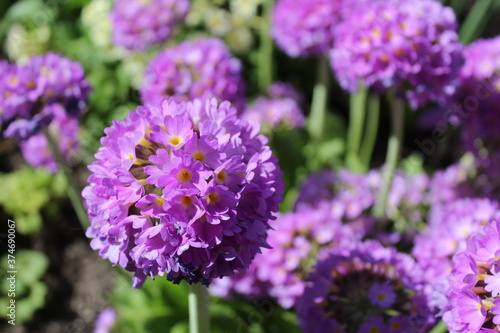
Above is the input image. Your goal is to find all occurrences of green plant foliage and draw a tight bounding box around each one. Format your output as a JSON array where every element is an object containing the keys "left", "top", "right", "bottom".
[
  {"left": 0, "top": 166, "right": 66, "bottom": 234},
  {"left": 0, "top": 250, "right": 49, "bottom": 323}
]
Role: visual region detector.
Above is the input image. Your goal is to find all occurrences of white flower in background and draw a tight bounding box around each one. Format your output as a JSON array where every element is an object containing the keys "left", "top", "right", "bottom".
[{"left": 5, "top": 24, "right": 50, "bottom": 64}]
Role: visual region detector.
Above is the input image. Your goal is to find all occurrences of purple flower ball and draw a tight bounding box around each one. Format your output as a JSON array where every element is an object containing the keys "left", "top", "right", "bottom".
[
  {"left": 413, "top": 198, "right": 499, "bottom": 312},
  {"left": 297, "top": 240, "right": 435, "bottom": 332},
  {"left": 141, "top": 38, "right": 246, "bottom": 110},
  {"left": 271, "top": 0, "right": 343, "bottom": 57},
  {"left": 331, "top": 0, "right": 463, "bottom": 109},
  {"left": 110, "top": 0, "right": 189, "bottom": 51},
  {"left": 242, "top": 82, "right": 305, "bottom": 129},
  {"left": 210, "top": 201, "right": 368, "bottom": 308},
  {"left": 443, "top": 218, "right": 500, "bottom": 332},
  {"left": 94, "top": 307, "right": 116, "bottom": 333},
  {"left": 83, "top": 98, "right": 284, "bottom": 288},
  {"left": 1, "top": 53, "right": 91, "bottom": 140},
  {"left": 448, "top": 37, "right": 500, "bottom": 196}
]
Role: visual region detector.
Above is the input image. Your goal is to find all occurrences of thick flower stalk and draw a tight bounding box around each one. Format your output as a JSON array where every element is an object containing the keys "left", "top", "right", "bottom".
[
  {"left": 331, "top": 0, "right": 463, "bottom": 109},
  {"left": 141, "top": 38, "right": 246, "bottom": 110},
  {"left": 271, "top": 0, "right": 343, "bottom": 58},
  {"left": 443, "top": 218, "right": 500, "bottom": 332},
  {"left": 83, "top": 98, "right": 284, "bottom": 288},
  {"left": 297, "top": 240, "right": 435, "bottom": 332},
  {"left": 210, "top": 201, "right": 368, "bottom": 308},
  {"left": 110, "top": 0, "right": 190, "bottom": 51},
  {"left": 242, "top": 81, "right": 305, "bottom": 130}
]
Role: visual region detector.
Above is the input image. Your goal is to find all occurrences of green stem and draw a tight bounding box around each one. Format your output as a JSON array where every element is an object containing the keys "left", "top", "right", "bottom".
[
  {"left": 44, "top": 128, "right": 89, "bottom": 228},
  {"left": 459, "top": 0, "right": 494, "bottom": 44},
  {"left": 428, "top": 321, "right": 448, "bottom": 333},
  {"left": 189, "top": 283, "right": 210, "bottom": 333},
  {"left": 374, "top": 92, "right": 405, "bottom": 220},
  {"left": 258, "top": 0, "right": 274, "bottom": 92},
  {"left": 345, "top": 82, "right": 368, "bottom": 172},
  {"left": 359, "top": 93, "right": 380, "bottom": 171},
  {"left": 307, "top": 56, "right": 330, "bottom": 142}
]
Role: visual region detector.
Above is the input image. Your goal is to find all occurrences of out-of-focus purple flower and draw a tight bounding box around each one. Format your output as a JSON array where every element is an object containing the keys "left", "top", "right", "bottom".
[
  {"left": 20, "top": 105, "right": 80, "bottom": 173},
  {"left": 271, "top": 0, "right": 343, "bottom": 57},
  {"left": 110, "top": 0, "right": 189, "bottom": 51},
  {"left": 447, "top": 37, "right": 500, "bottom": 197},
  {"left": 331, "top": 0, "right": 463, "bottom": 109},
  {"left": 413, "top": 198, "right": 499, "bottom": 312},
  {"left": 141, "top": 38, "right": 245, "bottom": 110},
  {"left": 83, "top": 98, "right": 284, "bottom": 288},
  {"left": 94, "top": 307, "right": 116, "bottom": 333},
  {"left": 443, "top": 218, "right": 500, "bottom": 332},
  {"left": 0, "top": 53, "right": 91, "bottom": 140},
  {"left": 297, "top": 240, "right": 435, "bottom": 332},
  {"left": 210, "top": 201, "right": 368, "bottom": 308},
  {"left": 242, "top": 82, "right": 305, "bottom": 130}
]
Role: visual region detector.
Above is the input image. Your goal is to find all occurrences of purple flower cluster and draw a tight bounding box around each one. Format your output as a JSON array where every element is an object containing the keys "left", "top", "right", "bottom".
[
  {"left": 449, "top": 37, "right": 500, "bottom": 196},
  {"left": 297, "top": 240, "right": 434, "bottom": 332},
  {"left": 242, "top": 82, "right": 305, "bottom": 130},
  {"left": 443, "top": 218, "right": 500, "bottom": 332},
  {"left": 331, "top": 0, "right": 463, "bottom": 108},
  {"left": 413, "top": 198, "right": 499, "bottom": 311},
  {"left": 94, "top": 307, "right": 116, "bottom": 333},
  {"left": 271, "top": 0, "right": 343, "bottom": 57},
  {"left": 0, "top": 53, "right": 90, "bottom": 171},
  {"left": 141, "top": 38, "right": 246, "bottom": 110},
  {"left": 83, "top": 98, "right": 284, "bottom": 288},
  {"left": 211, "top": 201, "right": 368, "bottom": 308},
  {"left": 110, "top": 0, "right": 189, "bottom": 51}
]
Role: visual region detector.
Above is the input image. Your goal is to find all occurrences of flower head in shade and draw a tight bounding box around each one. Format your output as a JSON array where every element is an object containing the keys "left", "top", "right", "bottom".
[
  {"left": 413, "top": 198, "right": 499, "bottom": 312},
  {"left": 1, "top": 53, "right": 91, "bottom": 140},
  {"left": 448, "top": 37, "right": 500, "bottom": 197},
  {"left": 210, "top": 201, "right": 369, "bottom": 308},
  {"left": 297, "top": 240, "right": 435, "bottom": 332},
  {"left": 110, "top": 0, "right": 189, "bottom": 51},
  {"left": 83, "top": 98, "right": 284, "bottom": 288},
  {"left": 443, "top": 218, "right": 500, "bottom": 332},
  {"left": 141, "top": 38, "right": 245, "bottom": 110},
  {"left": 331, "top": 0, "right": 463, "bottom": 109},
  {"left": 271, "top": 0, "right": 343, "bottom": 57},
  {"left": 94, "top": 307, "right": 116, "bottom": 333},
  {"left": 242, "top": 82, "right": 305, "bottom": 130}
]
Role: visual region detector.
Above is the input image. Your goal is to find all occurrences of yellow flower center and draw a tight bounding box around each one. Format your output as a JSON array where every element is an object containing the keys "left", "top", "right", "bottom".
[
  {"left": 216, "top": 170, "right": 227, "bottom": 182},
  {"left": 178, "top": 169, "right": 192, "bottom": 182},
  {"left": 193, "top": 151, "right": 205, "bottom": 162},
  {"left": 377, "top": 293, "right": 386, "bottom": 302},
  {"left": 180, "top": 196, "right": 193, "bottom": 207},
  {"left": 169, "top": 136, "right": 182, "bottom": 146},
  {"left": 207, "top": 192, "right": 219, "bottom": 204},
  {"left": 155, "top": 197, "right": 166, "bottom": 206}
]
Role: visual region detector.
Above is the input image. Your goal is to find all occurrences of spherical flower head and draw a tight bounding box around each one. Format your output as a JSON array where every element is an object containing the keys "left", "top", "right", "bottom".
[
  {"left": 242, "top": 81, "right": 305, "bottom": 130},
  {"left": 1, "top": 53, "right": 91, "bottom": 140},
  {"left": 448, "top": 37, "right": 500, "bottom": 194},
  {"left": 110, "top": 0, "right": 190, "bottom": 51},
  {"left": 443, "top": 218, "right": 500, "bottom": 332},
  {"left": 83, "top": 98, "right": 284, "bottom": 288},
  {"left": 413, "top": 198, "right": 499, "bottom": 312},
  {"left": 331, "top": 0, "right": 463, "bottom": 109},
  {"left": 210, "top": 201, "right": 367, "bottom": 308},
  {"left": 141, "top": 38, "right": 246, "bottom": 110},
  {"left": 271, "top": 0, "right": 343, "bottom": 57},
  {"left": 297, "top": 240, "right": 435, "bottom": 332}
]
